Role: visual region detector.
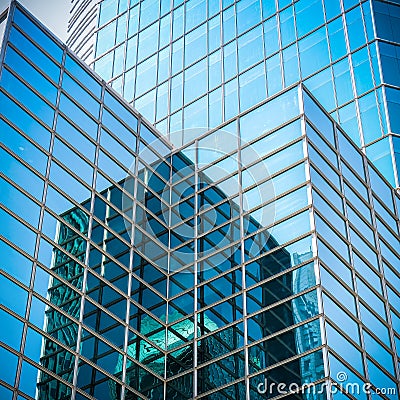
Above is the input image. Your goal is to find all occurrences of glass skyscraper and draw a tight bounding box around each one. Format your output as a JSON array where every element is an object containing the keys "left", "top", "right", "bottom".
[
  {"left": 68, "top": 0, "right": 400, "bottom": 189},
  {"left": 0, "top": 1, "right": 399, "bottom": 400}
]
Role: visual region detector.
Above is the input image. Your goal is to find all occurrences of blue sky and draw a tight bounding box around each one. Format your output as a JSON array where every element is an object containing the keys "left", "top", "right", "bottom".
[{"left": 0, "top": 0, "right": 69, "bottom": 41}]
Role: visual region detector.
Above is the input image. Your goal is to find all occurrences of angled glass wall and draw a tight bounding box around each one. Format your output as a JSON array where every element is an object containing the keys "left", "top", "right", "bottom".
[{"left": 69, "top": 0, "right": 400, "bottom": 187}]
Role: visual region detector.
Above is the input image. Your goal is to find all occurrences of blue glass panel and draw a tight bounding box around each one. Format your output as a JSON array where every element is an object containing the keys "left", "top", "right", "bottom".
[
  {"left": 299, "top": 28, "right": 330, "bottom": 78},
  {"left": 1, "top": 69, "right": 54, "bottom": 127},
  {"left": 304, "top": 67, "right": 335, "bottom": 111},
  {"left": 138, "top": 21, "right": 159, "bottom": 62},
  {"left": 0, "top": 346, "right": 17, "bottom": 386},
  {"left": 263, "top": 15, "right": 279, "bottom": 57},
  {"left": 59, "top": 94, "right": 98, "bottom": 139},
  {"left": 346, "top": 6, "right": 366, "bottom": 51},
  {"left": 223, "top": 41, "right": 237, "bottom": 82},
  {"left": 366, "top": 137, "right": 395, "bottom": 187},
  {"left": 184, "top": 59, "right": 207, "bottom": 104},
  {"left": 9, "top": 27, "right": 60, "bottom": 82},
  {"left": 186, "top": 0, "right": 206, "bottom": 32},
  {"left": 367, "top": 359, "right": 397, "bottom": 398},
  {"left": 329, "top": 354, "right": 368, "bottom": 399},
  {"left": 55, "top": 115, "right": 96, "bottom": 162},
  {"left": 0, "top": 176, "right": 41, "bottom": 229},
  {"left": 93, "top": 47, "right": 113, "bottom": 79},
  {"left": 13, "top": 9, "right": 63, "bottom": 61},
  {"left": 96, "top": 20, "right": 116, "bottom": 56},
  {"left": 303, "top": 90, "right": 335, "bottom": 145},
  {"left": 135, "top": 54, "right": 157, "bottom": 97},
  {"left": 314, "top": 190, "right": 346, "bottom": 237},
  {"left": 241, "top": 119, "right": 301, "bottom": 165},
  {"left": 49, "top": 161, "right": 91, "bottom": 203},
  {"left": 279, "top": 6, "right": 296, "bottom": 47},
  {"left": 0, "top": 308, "right": 23, "bottom": 351},
  {"left": 236, "top": 0, "right": 261, "bottom": 36},
  {"left": 172, "top": 4, "right": 184, "bottom": 40},
  {"left": 52, "top": 138, "right": 94, "bottom": 184},
  {"left": 352, "top": 47, "right": 373, "bottom": 96},
  {"left": 62, "top": 73, "right": 100, "bottom": 118},
  {"left": 368, "top": 164, "right": 393, "bottom": 206},
  {"left": 104, "top": 90, "right": 138, "bottom": 131},
  {"left": 360, "top": 303, "right": 391, "bottom": 346},
  {"left": 307, "top": 123, "right": 338, "bottom": 167},
  {"left": 5, "top": 46, "right": 57, "bottom": 104},
  {"left": 328, "top": 17, "right": 347, "bottom": 62},
  {"left": 0, "top": 238, "right": 32, "bottom": 286},
  {"left": 99, "top": 0, "right": 118, "bottom": 25},
  {"left": 140, "top": 0, "right": 160, "bottom": 28},
  {"left": 224, "top": 78, "right": 238, "bottom": 121},
  {"left": 326, "top": 323, "right": 364, "bottom": 374},
  {"left": 0, "top": 117, "right": 48, "bottom": 172},
  {"left": 359, "top": 92, "right": 382, "bottom": 144},
  {"left": 222, "top": 5, "right": 236, "bottom": 45},
  {"left": 262, "top": 0, "right": 276, "bottom": 19},
  {"left": 374, "top": 1, "right": 400, "bottom": 43},
  {"left": 379, "top": 42, "right": 400, "bottom": 87},
  {"left": 266, "top": 53, "right": 282, "bottom": 95},
  {"left": 184, "top": 23, "right": 207, "bottom": 67},
  {"left": 321, "top": 267, "right": 355, "bottom": 314},
  {"left": 238, "top": 25, "right": 263, "bottom": 73},
  {"left": 282, "top": 43, "right": 299, "bottom": 87},
  {"left": 338, "top": 102, "right": 361, "bottom": 146},
  {"left": 324, "top": 0, "right": 341, "bottom": 20},
  {"left": 239, "top": 62, "right": 266, "bottom": 112},
  {"left": 323, "top": 293, "right": 359, "bottom": 343},
  {"left": 0, "top": 146, "right": 44, "bottom": 201},
  {"left": 316, "top": 214, "right": 348, "bottom": 259},
  {"left": 0, "top": 273, "right": 28, "bottom": 317},
  {"left": 240, "top": 87, "right": 299, "bottom": 143},
  {"left": 296, "top": 0, "right": 324, "bottom": 38},
  {"left": 332, "top": 58, "right": 353, "bottom": 107}
]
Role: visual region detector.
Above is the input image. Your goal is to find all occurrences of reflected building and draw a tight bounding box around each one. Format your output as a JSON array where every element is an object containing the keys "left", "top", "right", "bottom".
[{"left": 0, "top": 3, "right": 399, "bottom": 400}]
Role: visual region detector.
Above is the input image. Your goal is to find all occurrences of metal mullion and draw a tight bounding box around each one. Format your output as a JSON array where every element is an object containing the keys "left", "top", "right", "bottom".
[
  {"left": 70, "top": 73, "right": 104, "bottom": 400},
  {"left": 364, "top": 150, "right": 400, "bottom": 389}
]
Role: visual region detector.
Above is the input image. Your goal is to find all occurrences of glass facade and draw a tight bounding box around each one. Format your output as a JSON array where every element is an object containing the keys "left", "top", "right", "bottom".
[
  {"left": 70, "top": 0, "right": 400, "bottom": 188},
  {"left": 0, "top": 2, "right": 399, "bottom": 400}
]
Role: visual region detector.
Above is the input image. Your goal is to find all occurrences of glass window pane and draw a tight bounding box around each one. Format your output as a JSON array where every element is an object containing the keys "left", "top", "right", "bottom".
[
  {"left": 1, "top": 69, "right": 54, "bottom": 127},
  {"left": 5, "top": 46, "right": 57, "bottom": 104},
  {"left": 13, "top": 9, "right": 63, "bottom": 61}
]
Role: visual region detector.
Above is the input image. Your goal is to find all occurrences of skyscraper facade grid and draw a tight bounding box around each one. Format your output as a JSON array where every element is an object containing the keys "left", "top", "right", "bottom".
[
  {"left": 70, "top": 0, "right": 400, "bottom": 188},
  {"left": 0, "top": 1, "right": 399, "bottom": 400}
]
